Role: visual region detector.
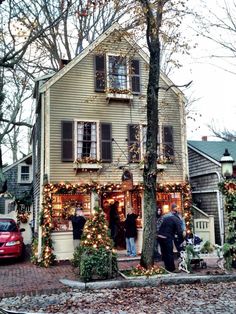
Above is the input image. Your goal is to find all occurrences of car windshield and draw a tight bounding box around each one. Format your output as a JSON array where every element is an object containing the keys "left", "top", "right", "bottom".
[{"left": 0, "top": 221, "right": 18, "bottom": 232}]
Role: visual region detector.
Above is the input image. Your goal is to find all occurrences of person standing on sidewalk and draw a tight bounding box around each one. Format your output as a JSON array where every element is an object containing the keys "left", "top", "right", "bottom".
[
  {"left": 71, "top": 206, "right": 86, "bottom": 250},
  {"left": 124, "top": 207, "right": 138, "bottom": 257},
  {"left": 157, "top": 205, "right": 183, "bottom": 272}
]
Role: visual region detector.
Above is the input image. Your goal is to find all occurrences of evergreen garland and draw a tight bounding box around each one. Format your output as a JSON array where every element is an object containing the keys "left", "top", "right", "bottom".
[{"left": 219, "top": 179, "right": 236, "bottom": 268}]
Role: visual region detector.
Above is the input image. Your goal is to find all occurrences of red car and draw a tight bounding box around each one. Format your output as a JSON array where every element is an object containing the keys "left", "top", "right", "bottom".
[{"left": 0, "top": 218, "right": 25, "bottom": 259}]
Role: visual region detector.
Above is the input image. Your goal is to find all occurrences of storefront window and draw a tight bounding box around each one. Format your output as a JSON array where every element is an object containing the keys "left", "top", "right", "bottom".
[{"left": 52, "top": 194, "right": 91, "bottom": 232}]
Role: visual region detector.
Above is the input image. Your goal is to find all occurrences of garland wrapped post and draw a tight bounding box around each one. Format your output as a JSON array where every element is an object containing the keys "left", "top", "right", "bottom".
[
  {"left": 219, "top": 179, "right": 236, "bottom": 269},
  {"left": 35, "top": 184, "right": 56, "bottom": 267}
]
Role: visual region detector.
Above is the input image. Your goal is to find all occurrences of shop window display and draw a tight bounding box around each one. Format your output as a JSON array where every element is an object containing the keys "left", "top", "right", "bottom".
[
  {"left": 156, "top": 192, "right": 182, "bottom": 215},
  {"left": 52, "top": 194, "right": 90, "bottom": 232}
]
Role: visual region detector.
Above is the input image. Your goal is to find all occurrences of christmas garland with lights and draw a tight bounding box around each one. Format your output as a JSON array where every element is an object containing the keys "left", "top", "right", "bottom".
[
  {"left": 33, "top": 181, "right": 192, "bottom": 266},
  {"left": 218, "top": 179, "right": 236, "bottom": 268}
]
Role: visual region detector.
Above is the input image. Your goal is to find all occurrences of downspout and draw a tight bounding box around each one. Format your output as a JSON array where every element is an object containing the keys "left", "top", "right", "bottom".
[
  {"left": 191, "top": 171, "right": 224, "bottom": 245},
  {"left": 178, "top": 93, "right": 188, "bottom": 181},
  {"left": 38, "top": 92, "right": 45, "bottom": 262}
]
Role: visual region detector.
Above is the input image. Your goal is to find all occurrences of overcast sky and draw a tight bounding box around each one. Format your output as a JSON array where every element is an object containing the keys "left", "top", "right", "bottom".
[{"left": 170, "top": 0, "right": 236, "bottom": 141}]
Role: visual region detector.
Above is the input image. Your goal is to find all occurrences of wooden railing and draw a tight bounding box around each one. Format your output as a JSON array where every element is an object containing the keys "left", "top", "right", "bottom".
[{"left": 191, "top": 205, "right": 215, "bottom": 245}]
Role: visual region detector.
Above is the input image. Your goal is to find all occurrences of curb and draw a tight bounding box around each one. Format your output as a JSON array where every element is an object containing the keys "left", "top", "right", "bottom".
[{"left": 60, "top": 273, "right": 236, "bottom": 290}]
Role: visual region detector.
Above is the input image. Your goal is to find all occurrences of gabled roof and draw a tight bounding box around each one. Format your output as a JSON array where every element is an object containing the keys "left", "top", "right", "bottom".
[
  {"left": 39, "top": 22, "right": 186, "bottom": 100},
  {"left": 188, "top": 140, "right": 236, "bottom": 165},
  {"left": 3, "top": 153, "right": 32, "bottom": 173}
]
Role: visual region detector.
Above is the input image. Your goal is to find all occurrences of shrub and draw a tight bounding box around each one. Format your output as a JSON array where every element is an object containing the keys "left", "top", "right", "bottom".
[
  {"left": 72, "top": 246, "right": 118, "bottom": 282},
  {"left": 200, "top": 241, "right": 214, "bottom": 254}
]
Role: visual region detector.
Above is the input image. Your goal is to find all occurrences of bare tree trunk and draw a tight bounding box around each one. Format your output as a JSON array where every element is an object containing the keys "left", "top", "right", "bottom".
[{"left": 139, "top": 0, "right": 165, "bottom": 268}]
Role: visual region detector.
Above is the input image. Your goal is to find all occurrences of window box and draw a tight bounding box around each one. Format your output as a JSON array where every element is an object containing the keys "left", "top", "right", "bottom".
[
  {"left": 139, "top": 163, "right": 167, "bottom": 170},
  {"left": 73, "top": 162, "right": 102, "bottom": 170},
  {"left": 106, "top": 92, "right": 133, "bottom": 101}
]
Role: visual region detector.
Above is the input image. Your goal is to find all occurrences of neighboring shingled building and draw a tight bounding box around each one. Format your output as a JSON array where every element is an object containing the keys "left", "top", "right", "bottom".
[
  {"left": 188, "top": 140, "right": 236, "bottom": 245},
  {"left": 0, "top": 154, "right": 32, "bottom": 214}
]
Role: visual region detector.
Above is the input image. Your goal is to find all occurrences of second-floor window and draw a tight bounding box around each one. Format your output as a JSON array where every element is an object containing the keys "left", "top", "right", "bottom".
[
  {"left": 128, "top": 124, "right": 174, "bottom": 163},
  {"left": 61, "top": 121, "right": 112, "bottom": 163},
  {"left": 77, "top": 122, "right": 97, "bottom": 160}
]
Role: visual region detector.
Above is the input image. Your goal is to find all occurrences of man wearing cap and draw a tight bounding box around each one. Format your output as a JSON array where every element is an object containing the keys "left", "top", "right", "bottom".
[{"left": 157, "top": 204, "right": 184, "bottom": 272}]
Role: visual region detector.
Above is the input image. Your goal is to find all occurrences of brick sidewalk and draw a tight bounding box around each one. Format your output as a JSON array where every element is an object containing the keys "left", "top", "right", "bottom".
[
  {"left": 0, "top": 256, "right": 231, "bottom": 298},
  {"left": 0, "top": 260, "right": 77, "bottom": 298},
  {"left": 0, "top": 258, "right": 141, "bottom": 298}
]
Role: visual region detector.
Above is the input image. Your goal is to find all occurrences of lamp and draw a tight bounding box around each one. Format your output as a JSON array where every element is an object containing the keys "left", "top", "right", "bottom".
[{"left": 220, "top": 149, "right": 234, "bottom": 178}]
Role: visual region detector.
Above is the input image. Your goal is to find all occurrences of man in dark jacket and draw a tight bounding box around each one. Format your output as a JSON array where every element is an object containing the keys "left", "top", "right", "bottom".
[
  {"left": 157, "top": 206, "right": 184, "bottom": 272},
  {"left": 71, "top": 208, "right": 86, "bottom": 250}
]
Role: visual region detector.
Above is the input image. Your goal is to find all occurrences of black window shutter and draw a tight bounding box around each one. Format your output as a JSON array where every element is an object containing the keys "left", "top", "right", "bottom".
[
  {"left": 101, "top": 123, "right": 112, "bottom": 162},
  {"left": 162, "top": 125, "right": 174, "bottom": 158},
  {"left": 128, "top": 124, "right": 140, "bottom": 162},
  {"left": 94, "top": 55, "right": 105, "bottom": 92},
  {"left": 61, "top": 121, "right": 74, "bottom": 162},
  {"left": 130, "top": 59, "right": 140, "bottom": 94}
]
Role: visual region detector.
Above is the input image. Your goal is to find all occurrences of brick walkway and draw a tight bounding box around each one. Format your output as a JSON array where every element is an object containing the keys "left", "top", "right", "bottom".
[
  {"left": 0, "top": 256, "right": 143, "bottom": 298},
  {"left": 0, "top": 255, "right": 230, "bottom": 298}
]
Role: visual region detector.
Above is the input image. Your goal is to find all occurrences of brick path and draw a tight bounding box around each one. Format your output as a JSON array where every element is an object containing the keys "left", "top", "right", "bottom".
[
  {"left": 0, "top": 257, "right": 142, "bottom": 298},
  {"left": 0, "top": 255, "right": 230, "bottom": 298},
  {"left": 0, "top": 260, "right": 77, "bottom": 298}
]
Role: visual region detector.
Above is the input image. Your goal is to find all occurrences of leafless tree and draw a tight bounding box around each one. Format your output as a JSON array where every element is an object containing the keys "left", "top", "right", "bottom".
[
  {"left": 208, "top": 121, "right": 236, "bottom": 141},
  {"left": 0, "top": 0, "right": 128, "bottom": 166},
  {"left": 134, "top": 0, "right": 189, "bottom": 268}
]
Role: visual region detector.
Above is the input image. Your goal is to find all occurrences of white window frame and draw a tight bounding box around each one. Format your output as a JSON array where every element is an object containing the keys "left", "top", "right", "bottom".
[
  {"left": 106, "top": 53, "right": 130, "bottom": 91},
  {"left": 17, "top": 163, "right": 32, "bottom": 184},
  {"left": 74, "top": 119, "right": 100, "bottom": 161}
]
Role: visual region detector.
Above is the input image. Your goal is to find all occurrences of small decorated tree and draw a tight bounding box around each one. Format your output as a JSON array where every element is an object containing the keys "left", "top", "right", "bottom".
[{"left": 73, "top": 206, "right": 118, "bottom": 282}]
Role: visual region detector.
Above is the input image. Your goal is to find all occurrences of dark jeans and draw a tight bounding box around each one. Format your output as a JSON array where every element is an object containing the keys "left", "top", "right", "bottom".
[{"left": 158, "top": 237, "right": 175, "bottom": 272}]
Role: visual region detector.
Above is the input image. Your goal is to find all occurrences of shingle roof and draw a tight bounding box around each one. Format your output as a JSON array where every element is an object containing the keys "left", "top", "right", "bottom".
[{"left": 188, "top": 141, "right": 236, "bottom": 165}]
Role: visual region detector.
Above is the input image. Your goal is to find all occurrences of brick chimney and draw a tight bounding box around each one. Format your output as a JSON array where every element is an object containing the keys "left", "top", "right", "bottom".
[
  {"left": 202, "top": 136, "right": 208, "bottom": 141},
  {"left": 59, "top": 59, "right": 70, "bottom": 69}
]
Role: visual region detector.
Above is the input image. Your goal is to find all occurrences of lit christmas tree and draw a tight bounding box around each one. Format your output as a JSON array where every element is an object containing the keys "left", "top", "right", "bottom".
[
  {"left": 73, "top": 206, "right": 118, "bottom": 282},
  {"left": 81, "top": 206, "right": 113, "bottom": 250}
]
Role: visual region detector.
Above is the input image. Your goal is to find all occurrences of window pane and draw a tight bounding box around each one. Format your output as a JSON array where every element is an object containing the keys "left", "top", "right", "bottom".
[
  {"left": 21, "top": 166, "right": 30, "bottom": 181},
  {"left": 108, "top": 56, "right": 127, "bottom": 90},
  {"left": 77, "top": 122, "right": 97, "bottom": 160}
]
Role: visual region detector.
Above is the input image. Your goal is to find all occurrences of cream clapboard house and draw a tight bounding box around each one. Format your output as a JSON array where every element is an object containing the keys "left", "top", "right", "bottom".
[{"left": 32, "top": 23, "right": 190, "bottom": 263}]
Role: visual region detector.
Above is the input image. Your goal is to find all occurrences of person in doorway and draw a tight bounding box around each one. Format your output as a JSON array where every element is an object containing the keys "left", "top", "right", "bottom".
[
  {"left": 124, "top": 207, "right": 138, "bottom": 257},
  {"left": 71, "top": 206, "right": 86, "bottom": 250},
  {"left": 109, "top": 201, "right": 120, "bottom": 247},
  {"left": 157, "top": 205, "right": 183, "bottom": 272}
]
